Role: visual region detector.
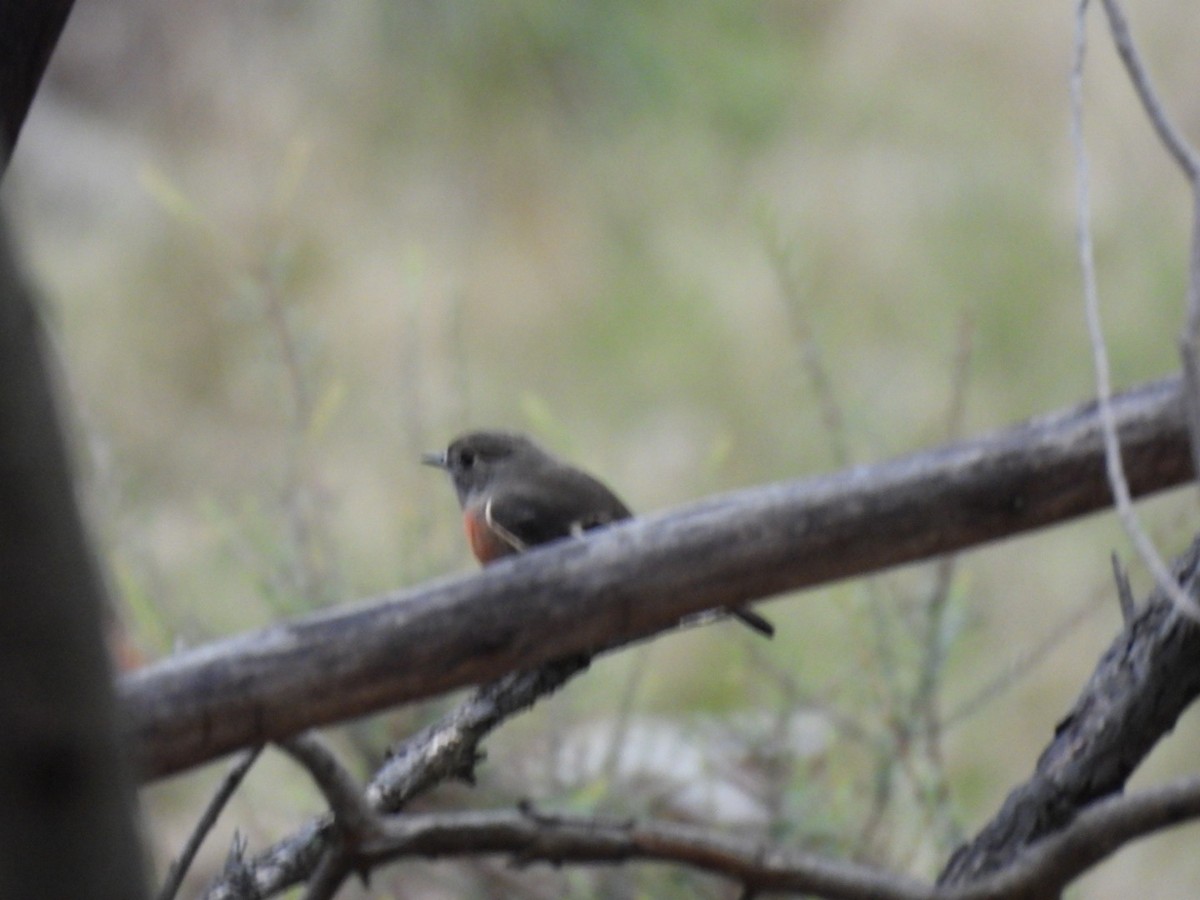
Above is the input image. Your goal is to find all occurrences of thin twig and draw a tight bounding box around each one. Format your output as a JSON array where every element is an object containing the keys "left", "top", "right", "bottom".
[
  {"left": 214, "top": 832, "right": 258, "bottom": 899},
  {"left": 279, "top": 733, "right": 379, "bottom": 843},
  {"left": 361, "top": 806, "right": 933, "bottom": 900},
  {"left": 367, "top": 655, "right": 591, "bottom": 810},
  {"left": 278, "top": 734, "right": 384, "bottom": 900},
  {"left": 300, "top": 850, "right": 351, "bottom": 900},
  {"left": 1096, "top": 0, "right": 1200, "bottom": 500},
  {"left": 156, "top": 747, "right": 262, "bottom": 900},
  {"left": 1097, "top": 0, "right": 1199, "bottom": 180},
  {"left": 1110, "top": 551, "right": 1136, "bottom": 624},
  {"left": 911, "top": 314, "right": 974, "bottom": 733},
  {"left": 748, "top": 646, "right": 879, "bottom": 751},
  {"left": 1070, "top": 0, "right": 1200, "bottom": 623},
  {"left": 248, "top": 776, "right": 1200, "bottom": 900},
  {"left": 892, "top": 320, "right": 974, "bottom": 858},
  {"left": 1178, "top": 184, "right": 1200, "bottom": 477},
  {"left": 766, "top": 223, "right": 853, "bottom": 468},
  {"left": 601, "top": 645, "right": 653, "bottom": 783},
  {"left": 942, "top": 585, "right": 1109, "bottom": 729}
]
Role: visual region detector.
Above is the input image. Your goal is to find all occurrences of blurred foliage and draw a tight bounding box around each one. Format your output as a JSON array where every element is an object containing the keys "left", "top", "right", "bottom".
[{"left": 6, "top": 1, "right": 1200, "bottom": 896}]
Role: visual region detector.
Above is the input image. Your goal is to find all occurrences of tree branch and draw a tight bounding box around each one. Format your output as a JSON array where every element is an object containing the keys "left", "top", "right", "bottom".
[
  {"left": 213, "top": 778, "right": 1200, "bottom": 900},
  {"left": 124, "top": 376, "right": 1192, "bottom": 781},
  {"left": 277, "top": 735, "right": 382, "bottom": 900},
  {"left": 203, "top": 655, "right": 590, "bottom": 898},
  {"left": 964, "top": 775, "right": 1200, "bottom": 899},
  {"left": 367, "top": 655, "right": 590, "bottom": 809},
  {"left": 938, "top": 534, "right": 1200, "bottom": 884},
  {"left": 279, "top": 735, "right": 378, "bottom": 844}
]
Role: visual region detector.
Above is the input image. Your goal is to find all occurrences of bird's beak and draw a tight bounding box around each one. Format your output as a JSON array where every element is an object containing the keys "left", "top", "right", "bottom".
[{"left": 421, "top": 450, "right": 448, "bottom": 469}]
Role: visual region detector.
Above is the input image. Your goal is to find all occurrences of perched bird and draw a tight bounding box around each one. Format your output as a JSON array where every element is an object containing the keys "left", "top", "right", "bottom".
[{"left": 423, "top": 430, "right": 774, "bottom": 637}]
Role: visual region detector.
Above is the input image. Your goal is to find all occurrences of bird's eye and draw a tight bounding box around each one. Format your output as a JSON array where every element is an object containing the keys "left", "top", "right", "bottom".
[{"left": 459, "top": 449, "right": 475, "bottom": 469}]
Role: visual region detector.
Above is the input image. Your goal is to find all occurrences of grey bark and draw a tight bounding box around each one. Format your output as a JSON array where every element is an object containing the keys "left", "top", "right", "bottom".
[
  {"left": 124, "top": 376, "right": 1192, "bottom": 781},
  {"left": 939, "top": 534, "right": 1200, "bottom": 885}
]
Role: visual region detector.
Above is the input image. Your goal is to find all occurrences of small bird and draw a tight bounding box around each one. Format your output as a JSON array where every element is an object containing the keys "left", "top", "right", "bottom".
[{"left": 423, "top": 430, "right": 774, "bottom": 637}]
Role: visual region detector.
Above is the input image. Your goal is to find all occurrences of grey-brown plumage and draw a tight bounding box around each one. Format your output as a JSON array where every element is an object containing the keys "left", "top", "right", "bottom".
[{"left": 424, "top": 430, "right": 774, "bottom": 637}]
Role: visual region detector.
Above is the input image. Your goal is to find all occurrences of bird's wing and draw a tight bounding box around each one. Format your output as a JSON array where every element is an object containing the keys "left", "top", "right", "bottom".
[{"left": 487, "top": 476, "right": 631, "bottom": 550}]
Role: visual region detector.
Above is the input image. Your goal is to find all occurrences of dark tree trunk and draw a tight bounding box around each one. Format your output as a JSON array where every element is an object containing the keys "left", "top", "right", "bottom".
[{"left": 0, "top": 2, "right": 149, "bottom": 896}]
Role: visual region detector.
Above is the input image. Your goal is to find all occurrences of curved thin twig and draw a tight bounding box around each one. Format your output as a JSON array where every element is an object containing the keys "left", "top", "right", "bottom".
[
  {"left": 156, "top": 748, "right": 262, "bottom": 900},
  {"left": 1069, "top": 0, "right": 1200, "bottom": 623},
  {"left": 279, "top": 734, "right": 378, "bottom": 842},
  {"left": 1094, "top": 0, "right": 1200, "bottom": 497},
  {"left": 1097, "top": 0, "right": 1200, "bottom": 180}
]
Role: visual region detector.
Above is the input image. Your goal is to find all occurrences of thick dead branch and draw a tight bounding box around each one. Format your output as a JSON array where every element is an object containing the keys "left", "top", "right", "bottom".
[
  {"left": 939, "top": 534, "right": 1200, "bottom": 885},
  {"left": 123, "top": 376, "right": 1191, "bottom": 781},
  {"left": 960, "top": 774, "right": 1200, "bottom": 899}
]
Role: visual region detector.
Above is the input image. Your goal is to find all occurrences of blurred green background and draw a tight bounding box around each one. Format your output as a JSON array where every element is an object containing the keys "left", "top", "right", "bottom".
[{"left": 5, "top": 1, "right": 1200, "bottom": 896}]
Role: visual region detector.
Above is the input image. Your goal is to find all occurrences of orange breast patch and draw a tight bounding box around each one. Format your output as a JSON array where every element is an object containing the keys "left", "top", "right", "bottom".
[{"left": 464, "top": 506, "right": 518, "bottom": 565}]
